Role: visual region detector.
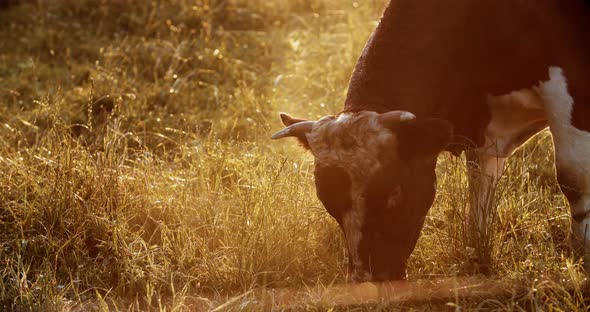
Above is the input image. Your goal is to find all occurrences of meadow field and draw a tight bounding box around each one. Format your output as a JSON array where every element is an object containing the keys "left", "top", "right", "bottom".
[{"left": 0, "top": 0, "right": 588, "bottom": 310}]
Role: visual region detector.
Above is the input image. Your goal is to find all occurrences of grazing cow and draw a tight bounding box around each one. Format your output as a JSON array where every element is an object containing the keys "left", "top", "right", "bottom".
[{"left": 272, "top": 0, "right": 590, "bottom": 282}]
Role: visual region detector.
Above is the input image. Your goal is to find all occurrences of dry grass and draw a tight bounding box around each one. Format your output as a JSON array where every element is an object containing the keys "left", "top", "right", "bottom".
[{"left": 0, "top": 0, "right": 588, "bottom": 310}]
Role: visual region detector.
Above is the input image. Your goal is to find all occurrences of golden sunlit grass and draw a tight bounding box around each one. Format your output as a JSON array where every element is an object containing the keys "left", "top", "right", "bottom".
[{"left": 0, "top": 0, "right": 588, "bottom": 310}]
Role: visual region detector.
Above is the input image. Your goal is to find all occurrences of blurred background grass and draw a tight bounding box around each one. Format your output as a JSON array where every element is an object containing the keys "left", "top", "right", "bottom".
[{"left": 0, "top": 0, "right": 587, "bottom": 310}]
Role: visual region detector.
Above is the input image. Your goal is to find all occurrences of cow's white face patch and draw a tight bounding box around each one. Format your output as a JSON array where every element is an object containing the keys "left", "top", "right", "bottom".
[
  {"left": 306, "top": 112, "right": 399, "bottom": 178},
  {"left": 540, "top": 67, "right": 590, "bottom": 247},
  {"left": 305, "top": 111, "right": 401, "bottom": 278}
]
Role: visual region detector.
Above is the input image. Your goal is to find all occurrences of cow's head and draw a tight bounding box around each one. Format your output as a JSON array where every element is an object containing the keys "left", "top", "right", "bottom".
[{"left": 272, "top": 110, "right": 452, "bottom": 282}]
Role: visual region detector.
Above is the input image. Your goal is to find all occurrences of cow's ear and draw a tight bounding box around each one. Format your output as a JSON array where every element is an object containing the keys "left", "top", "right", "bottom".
[
  {"left": 396, "top": 118, "right": 453, "bottom": 159},
  {"left": 272, "top": 112, "right": 313, "bottom": 149}
]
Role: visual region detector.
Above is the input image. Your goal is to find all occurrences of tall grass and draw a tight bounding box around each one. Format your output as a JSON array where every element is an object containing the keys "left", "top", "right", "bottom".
[{"left": 0, "top": 0, "right": 588, "bottom": 310}]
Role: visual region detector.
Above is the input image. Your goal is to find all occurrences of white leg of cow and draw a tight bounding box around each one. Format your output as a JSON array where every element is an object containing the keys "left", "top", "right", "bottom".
[
  {"left": 466, "top": 150, "right": 506, "bottom": 272},
  {"left": 466, "top": 151, "right": 506, "bottom": 229},
  {"left": 540, "top": 67, "right": 590, "bottom": 258},
  {"left": 466, "top": 90, "right": 547, "bottom": 272}
]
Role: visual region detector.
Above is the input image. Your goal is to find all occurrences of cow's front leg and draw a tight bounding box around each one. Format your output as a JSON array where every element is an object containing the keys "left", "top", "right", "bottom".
[
  {"left": 466, "top": 89, "right": 547, "bottom": 273},
  {"left": 466, "top": 150, "right": 506, "bottom": 273}
]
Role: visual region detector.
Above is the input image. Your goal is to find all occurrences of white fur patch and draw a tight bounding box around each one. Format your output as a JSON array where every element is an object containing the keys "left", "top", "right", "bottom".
[
  {"left": 306, "top": 112, "right": 396, "bottom": 176},
  {"left": 481, "top": 90, "right": 547, "bottom": 158},
  {"left": 469, "top": 88, "right": 548, "bottom": 235},
  {"left": 306, "top": 111, "right": 399, "bottom": 275},
  {"left": 343, "top": 204, "right": 370, "bottom": 282},
  {"left": 540, "top": 67, "right": 590, "bottom": 244}
]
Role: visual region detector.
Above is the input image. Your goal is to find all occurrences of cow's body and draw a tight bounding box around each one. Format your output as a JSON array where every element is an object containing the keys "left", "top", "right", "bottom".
[
  {"left": 346, "top": 1, "right": 590, "bottom": 142},
  {"left": 273, "top": 0, "right": 590, "bottom": 281}
]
